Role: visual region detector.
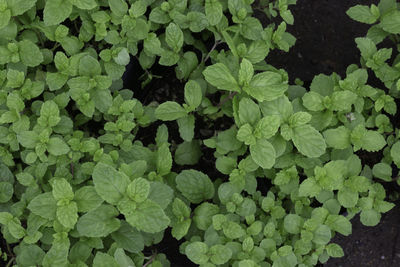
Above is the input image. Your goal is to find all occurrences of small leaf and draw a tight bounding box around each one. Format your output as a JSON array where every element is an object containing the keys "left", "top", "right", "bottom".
[
  {"left": 203, "top": 63, "right": 240, "bottom": 92},
  {"left": 176, "top": 170, "right": 215, "bottom": 204},
  {"left": 155, "top": 101, "right": 187, "bottom": 121}
]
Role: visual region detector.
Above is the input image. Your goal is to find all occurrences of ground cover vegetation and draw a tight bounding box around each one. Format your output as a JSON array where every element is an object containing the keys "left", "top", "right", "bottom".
[{"left": 0, "top": 0, "right": 399, "bottom": 266}]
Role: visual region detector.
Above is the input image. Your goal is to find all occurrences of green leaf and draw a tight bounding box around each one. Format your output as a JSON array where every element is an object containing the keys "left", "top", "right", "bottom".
[
  {"left": 288, "top": 112, "right": 312, "bottom": 127},
  {"left": 283, "top": 214, "right": 303, "bottom": 234},
  {"left": 355, "top": 37, "right": 377, "bottom": 60},
  {"left": 325, "top": 215, "right": 352, "bottom": 236},
  {"left": 299, "top": 178, "right": 321, "bottom": 197},
  {"left": 111, "top": 221, "right": 144, "bottom": 253},
  {"left": 17, "top": 131, "right": 38, "bottom": 148},
  {"left": 184, "top": 80, "right": 202, "bottom": 109},
  {"left": 7, "top": 0, "right": 37, "bottom": 16},
  {"left": 312, "top": 225, "right": 331, "bottom": 245},
  {"left": 372, "top": 162, "right": 392, "bottom": 182},
  {"left": 18, "top": 40, "right": 43, "bottom": 67},
  {"left": 125, "top": 199, "right": 170, "bottom": 233},
  {"left": 209, "top": 244, "right": 232, "bottom": 265},
  {"left": 0, "top": 10, "right": 10, "bottom": 30},
  {"left": 57, "top": 202, "right": 78, "bottom": 229},
  {"left": 185, "top": 242, "right": 209, "bottom": 265},
  {"left": 155, "top": 101, "right": 187, "bottom": 121},
  {"left": 360, "top": 209, "right": 381, "bottom": 226},
  {"left": 8, "top": 218, "right": 25, "bottom": 239},
  {"left": 177, "top": 115, "right": 195, "bottom": 142},
  {"left": 27, "top": 193, "right": 57, "bottom": 220},
  {"left": 44, "top": 0, "right": 73, "bottom": 25},
  {"left": 175, "top": 140, "right": 202, "bottom": 165},
  {"left": 338, "top": 188, "right": 358, "bottom": 208},
  {"left": 346, "top": 5, "right": 379, "bottom": 24},
  {"left": 244, "top": 71, "right": 288, "bottom": 102},
  {"left": 237, "top": 124, "right": 256, "bottom": 145},
  {"left": 361, "top": 131, "right": 386, "bottom": 152},
  {"left": 331, "top": 91, "right": 358, "bottom": 111},
  {"left": 79, "top": 55, "right": 101, "bottom": 77},
  {"left": 380, "top": 10, "right": 400, "bottom": 34},
  {"left": 74, "top": 186, "right": 103, "bottom": 212},
  {"left": 205, "top": 0, "right": 223, "bottom": 25},
  {"left": 172, "top": 219, "right": 191, "bottom": 240},
  {"left": 238, "top": 58, "right": 254, "bottom": 86},
  {"left": 126, "top": 178, "right": 150, "bottom": 203},
  {"left": 46, "top": 73, "right": 69, "bottom": 91},
  {"left": 52, "top": 178, "right": 74, "bottom": 201},
  {"left": 326, "top": 243, "right": 344, "bottom": 258},
  {"left": 323, "top": 126, "right": 351, "bottom": 149},
  {"left": 156, "top": 143, "right": 173, "bottom": 175},
  {"left": 165, "top": 23, "right": 184, "bottom": 53},
  {"left": 93, "top": 252, "right": 119, "bottom": 267},
  {"left": 39, "top": 100, "right": 61, "bottom": 127},
  {"left": 47, "top": 137, "right": 70, "bottom": 156},
  {"left": 92, "top": 163, "right": 130, "bottom": 204},
  {"left": 250, "top": 138, "right": 276, "bottom": 169},
  {"left": 241, "top": 17, "right": 263, "bottom": 40},
  {"left": 238, "top": 97, "right": 260, "bottom": 126},
  {"left": 72, "top": 0, "right": 98, "bottom": 9},
  {"left": 108, "top": 0, "right": 128, "bottom": 17},
  {"left": 77, "top": 205, "right": 120, "bottom": 237},
  {"left": 148, "top": 182, "right": 174, "bottom": 209},
  {"left": 391, "top": 141, "right": 400, "bottom": 168},
  {"left": 0, "top": 182, "right": 13, "bottom": 203},
  {"left": 203, "top": 63, "right": 240, "bottom": 92},
  {"left": 292, "top": 125, "right": 326, "bottom": 158},
  {"left": 176, "top": 169, "right": 215, "bottom": 204}
]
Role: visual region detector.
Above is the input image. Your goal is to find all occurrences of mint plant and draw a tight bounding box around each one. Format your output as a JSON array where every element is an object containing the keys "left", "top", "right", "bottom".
[{"left": 0, "top": 0, "right": 399, "bottom": 266}]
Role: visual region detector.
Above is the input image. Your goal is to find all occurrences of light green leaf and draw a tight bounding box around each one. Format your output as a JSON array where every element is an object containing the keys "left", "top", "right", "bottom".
[
  {"left": 18, "top": 40, "right": 43, "bottom": 67},
  {"left": 177, "top": 115, "right": 195, "bottom": 142},
  {"left": 361, "top": 130, "right": 386, "bottom": 152},
  {"left": 205, "top": 0, "right": 223, "bottom": 25},
  {"left": 108, "top": 0, "right": 128, "bottom": 17},
  {"left": 360, "top": 209, "right": 381, "bottom": 226},
  {"left": 126, "top": 178, "right": 150, "bottom": 203},
  {"left": 346, "top": 5, "right": 379, "bottom": 24},
  {"left": 155, "top": 101, "right": 187, "bottom": 121},
  {"left": 111, "top": 221, "right": 144, "bottom": 253},
  {"left": 326, "top": 243, "right": 344, "bottom": 258},
  {"left": 380, "top": 10, "right": 400, "bottom": 34},
  {"left": 299, "top": 178, "right": 321, "bottom": 197},
  {"left": 44, "top": 0, "right": 73, "bottom": 25},
  {"left": 93, "top": 252, "right": 119, "bottom": 267},
  {"left": 79, "top": 55, "right": 101, "bottom": 77},
  {"left": 250, "top": 138, "right": 276, "bottom": 169},
  {"left": 185, "top": 242, "right": 209, "bottom": 265},
  {"left": 47, "top": 137, "right": 70, "bottom": 156},
  {"left": 184, "top": 80, "right": 202, "bottom": 109},
  {"left": 312, "top": 225, "right": 331, "bottom": 245},
  {"left": 391, "top": 141, "right": 400, "bottom": 168},
  {"left": 283, "top": 214, "right": 303, "bottom": 234},
  {"left": 7, "top": 0, "right": 37, "bottom": 16},
  {"left": 57, "top": 202, "right": 78, "bottom": 229},
  {"left": 244, "top": 72, "right": 288, "bottom": 102},
  {"left": 27, "top": 193, "right": 57, "bottom": 220},
  {"left": 165, "top": 22, "right": 184, "bottom": 53},
  {"left": 156, "top": 143, "right": 173, "bottom": 175},
  {"left": 372, "top": 162, "right": 392, "bottom": 182},
  {"left": 74, "top": 186, "right": 103, "bottom": 212},
  {"left": 176, "top": 169, "right": 215, "bottom": 204},
  {"left": 72, "top": 0, "right": 98, "bottom": 10},
  {"left": 203, "top": 63, "right": 240, "bottom": 92},
  {"left": 52, "top": 178, "right": 74, "bottom": 201},
  {"left": 92, "top": 163, "right": 130, "bottom": 204},
  {"left": 77, "top": 205, "right": 120, "bottom": 237},
  {"left": 238, "top": 97, "right": 260, "bottom": 126},
  {"left": 209, "top": 244, "right": 232, "bottom": 265},
  {"left": 238, "top": 58, "right": 254, "bottom": 86},
  {"left": 125, "top": 199, "right": 170, "bottom": 233},
  {"left": 325, "top": 215, "right": 352, "bottom": 236},
  {"left": 17, "top": 131, "right": 38, "bottom": 149},
  {"left": 0, "top": 182, "right": 13, "bottom": 203},
  {"left": 338, "top": 188, "right": 358, "bottom": 208},
  {"left": 323, "top": 126, "right": 351, "bottom": 149},
  {"left": 292, "top": 124, "right": 326, "bottom": 158}
]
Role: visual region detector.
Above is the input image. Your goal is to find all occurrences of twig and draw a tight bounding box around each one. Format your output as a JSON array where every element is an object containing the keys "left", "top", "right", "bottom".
[
  {"left": 142, "top": 253, "right": 157, "bottom": 267},
  {"left": 203, "top": 40, "right": 222, "bottom": 63},
  {"left": 218, "top": 92, "right": 238, "bottom": 107},
  {"left": 5, "top": 257, "right": 14, "bottom": 267}
]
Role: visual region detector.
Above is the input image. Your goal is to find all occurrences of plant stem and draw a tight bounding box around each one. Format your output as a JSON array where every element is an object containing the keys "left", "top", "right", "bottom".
[
  {"left": 142, "top": 253, "right": 157, "bottom": 267},
  {"left": 218, "top": 92, "right": 238, "bottom": 107},
  {"left": 203, "top": 40, "right": 222, "bottom": 63}
]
